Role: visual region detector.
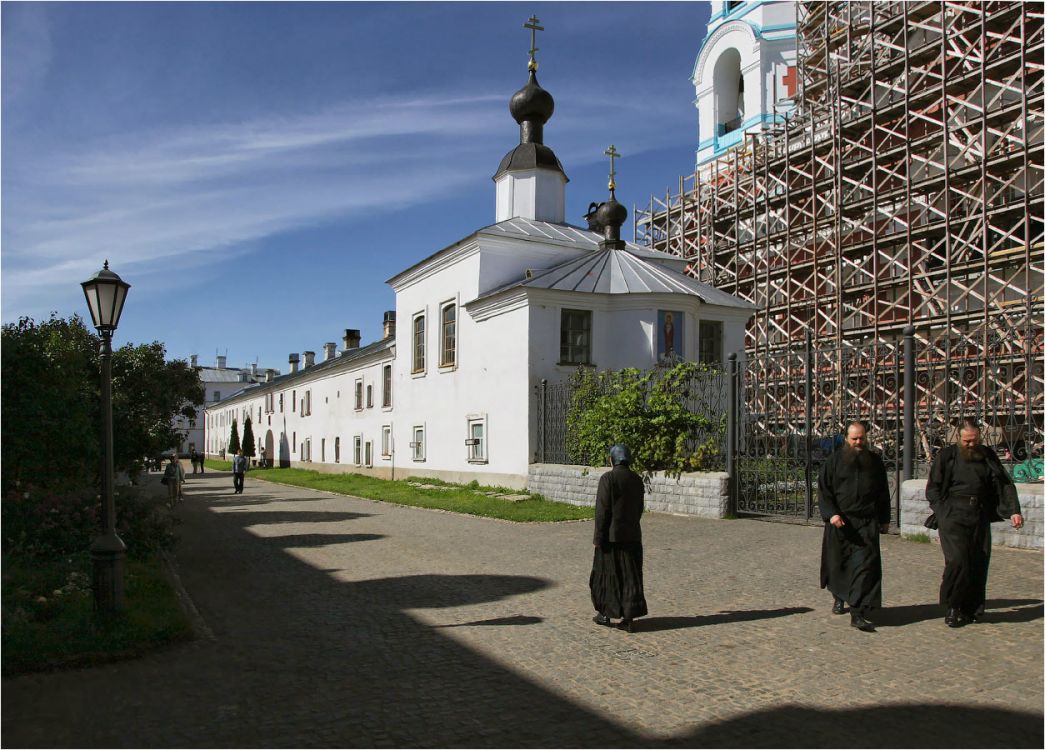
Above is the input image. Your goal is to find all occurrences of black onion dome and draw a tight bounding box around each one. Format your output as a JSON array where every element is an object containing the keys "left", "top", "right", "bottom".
[
  {"left": 509, "top": 71, "right": 555, "bottom": 126},
  {"left": 595, "top": 195, "right": 627, "bottom": 229}
]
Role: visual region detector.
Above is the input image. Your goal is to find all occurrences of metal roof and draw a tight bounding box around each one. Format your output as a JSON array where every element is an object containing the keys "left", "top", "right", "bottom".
[
  {"left": 477, "top": 218, "right": 682, "bottom": 262},
  {"left": 473, "top": 246, "right": 755, "bottom": 309}
]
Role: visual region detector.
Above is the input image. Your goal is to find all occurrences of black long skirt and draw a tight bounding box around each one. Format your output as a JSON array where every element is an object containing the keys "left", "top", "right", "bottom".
[
  {"left": 590, "top": 541, "right": 648, "bottom": 620},
  {"left": 820, "top": 515, "right": 883, "bottom": 613},
  {"left": 938, "top": 511, "right": 992, "bottom": 613}
]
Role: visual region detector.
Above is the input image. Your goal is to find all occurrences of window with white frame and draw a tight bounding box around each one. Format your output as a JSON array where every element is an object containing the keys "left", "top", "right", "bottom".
[
  {"left": 699, "top": 320, "right": 724, "bottom": 365},
  {"left": 560, "top": 309, "right": 592, "bottom": 365},
  {"left": 411, "top": 425, "right": 425, "bottom": 461},
  {"left": 364, "top": 441, "right": 373, "bottom": 467},
  {"left": 466, "top": 416, "right": 487, "bottom": 462},
  {"left": 381, "top": 425, "right": 392, "bottom": 457},
  {"left": 412, "top": 313, "right": 426, "bottom": 373},
  {"left": 382, "top": 364, "right": 392, "bottom": 408},
  {"left": 354, "top": 379, "right": 363, "bottom": 410},
  {"left": 293, "top": 390, "right": 297, "bottom": 412},
  {"left": 440, "top": 302, "right": 456, "bottom": 367},
  {"left": 366, "top": 384, "right": 373, "bottom": 408},
  {"left": 303, "top": 438, "right": 312, "bottom": 462},
  {"left": 305, "top": 390, "right": 312, "bottom": 416},
  {"left": 334, "top": 437, "right": 340, "bottom": 463},
  {"left": 321, "top": 438, "right": 326, "bottom": 462},
  {"left": 353, "top": 435, "right": 362, "bottom": 466},
  {"left": 214, "top": 390, "right": 221, "bottom": 402}
]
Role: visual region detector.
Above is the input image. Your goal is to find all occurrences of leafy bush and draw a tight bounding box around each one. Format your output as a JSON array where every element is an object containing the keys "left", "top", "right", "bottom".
[
  {"left": 2, "top": 484, "right": 177, "bottom": 561},
  {"left": 566, "top": 360, "right": 725, "bottom": 478}
]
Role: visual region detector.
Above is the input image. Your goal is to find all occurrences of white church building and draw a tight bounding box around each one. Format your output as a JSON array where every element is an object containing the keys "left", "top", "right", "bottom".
[{"left": 204, "top": 33, "right": 754, "bottom": 489}]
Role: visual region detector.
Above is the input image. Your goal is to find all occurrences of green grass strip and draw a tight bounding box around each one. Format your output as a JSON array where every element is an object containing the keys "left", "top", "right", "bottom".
[
  {"left": 205, "top": 461, "right": 594, "bottom": 522},
  {"left": 2, "top": 554, "right": 194, "bottom": 676}
]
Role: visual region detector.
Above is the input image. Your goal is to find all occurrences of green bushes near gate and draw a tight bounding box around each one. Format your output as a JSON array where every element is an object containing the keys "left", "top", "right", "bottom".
[{"left": 566, "top": 361, "right": 724, "bottom": 478}]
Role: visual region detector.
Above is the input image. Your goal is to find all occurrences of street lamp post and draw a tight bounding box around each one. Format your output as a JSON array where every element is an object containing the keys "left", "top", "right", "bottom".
[{"left": 81, "top": 260, "right": 131, "bottom": 614}]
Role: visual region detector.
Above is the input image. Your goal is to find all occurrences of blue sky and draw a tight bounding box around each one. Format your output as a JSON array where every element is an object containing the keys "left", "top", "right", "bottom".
[{"left": 2, "top": 1, "right": 711, "bottom": 371}]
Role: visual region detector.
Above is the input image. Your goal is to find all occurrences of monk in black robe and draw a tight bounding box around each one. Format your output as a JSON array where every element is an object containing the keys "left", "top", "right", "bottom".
[
  {"left": 590, "top": 444, "right": 647, "bottom": 633},
  {"left": 926, "top": 418, "right": 1023, "bottom": 628},
  {"left": 818, "top": 421, "right": 891, "bottom": 632}
]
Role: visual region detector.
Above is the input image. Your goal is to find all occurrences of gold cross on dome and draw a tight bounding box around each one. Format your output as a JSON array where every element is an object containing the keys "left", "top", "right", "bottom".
[
  {"left": 524, "top": 15, "right": 544, "bottom": 70},
  {"left": 605, "top": 144, "right": 620, "bottom": 192}
]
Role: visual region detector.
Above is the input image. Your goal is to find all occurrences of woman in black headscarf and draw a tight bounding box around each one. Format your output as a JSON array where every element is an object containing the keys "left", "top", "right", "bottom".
[{"left": 590, "top": 444, "right": 648, "bottom": 632}]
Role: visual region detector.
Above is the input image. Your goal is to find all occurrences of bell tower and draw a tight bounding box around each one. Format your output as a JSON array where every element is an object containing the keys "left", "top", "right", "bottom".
[{"left": 691, "top": 1, "right": 798, "bottom": 166}]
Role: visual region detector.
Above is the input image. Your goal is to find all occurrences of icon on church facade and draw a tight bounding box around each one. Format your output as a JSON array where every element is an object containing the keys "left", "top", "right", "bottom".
[{"left": 657, "top": 310, "right": 685, "bottom": 360}]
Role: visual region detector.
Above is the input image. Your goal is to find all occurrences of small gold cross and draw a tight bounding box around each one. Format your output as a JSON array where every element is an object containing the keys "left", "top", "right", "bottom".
[
  {"left": 605, "top": 144, "right": 620, "bottom": 192},
  {"left": 524, "top": 15, "right": 544, "bottom": 71}
]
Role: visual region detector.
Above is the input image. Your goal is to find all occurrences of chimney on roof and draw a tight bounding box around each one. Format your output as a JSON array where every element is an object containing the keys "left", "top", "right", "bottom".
[
  {"left": 324, "top": 342, "right": 337, "bottom": 361},
  {"left": 383, "top": 311, "right": 396, "bottom": 339},
  {"left": 289, "top": 353, "right": 300, "bottom": 373},
  {"left": 251, "top": 363, "right": 258, "bottom": 378},
  {"left": 190, "top": 354, "right": 198, "bottom": 368},
  {"left": 266, "top": 369, "right": 275, "bottom": 383},
  {"left": 216, "top": 355, "right": 227, "bottom": 369},
  {"left": 343, "top": 329, "right": 361, "bottom": 352},
  {"left": 303, "top": 350, "right": 315, "bottom": 368}
]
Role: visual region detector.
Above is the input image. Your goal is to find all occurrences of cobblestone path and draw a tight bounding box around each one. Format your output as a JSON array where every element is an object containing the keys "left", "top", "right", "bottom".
[{"left": 4, "top": 472, "right": 1042, "bottom": 747}]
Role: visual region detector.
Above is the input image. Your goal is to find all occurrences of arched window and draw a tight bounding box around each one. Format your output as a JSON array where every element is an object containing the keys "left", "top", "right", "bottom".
[{"left": 713, "top": 48, "right": 744, "bottom": 136}]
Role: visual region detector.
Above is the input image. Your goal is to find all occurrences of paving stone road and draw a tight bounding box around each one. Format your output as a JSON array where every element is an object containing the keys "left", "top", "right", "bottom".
[{"left": 3, "top": 471, "right": 1042, "bottom": 748}]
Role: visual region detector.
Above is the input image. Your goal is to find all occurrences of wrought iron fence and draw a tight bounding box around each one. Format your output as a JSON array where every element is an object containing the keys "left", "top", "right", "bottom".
[{"left": 536, "top": 326, "right": 1043, "bottom": 519}]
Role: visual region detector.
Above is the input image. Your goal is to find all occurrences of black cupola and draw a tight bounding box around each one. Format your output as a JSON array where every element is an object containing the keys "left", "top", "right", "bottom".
[{"left": 493, "top": 16, "right": 567, "bottom": 183}]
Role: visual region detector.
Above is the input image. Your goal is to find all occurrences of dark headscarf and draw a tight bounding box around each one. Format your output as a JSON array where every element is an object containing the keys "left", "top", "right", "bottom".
[{"left": 610, "top": 444, "right": 632, "bottom": 466}]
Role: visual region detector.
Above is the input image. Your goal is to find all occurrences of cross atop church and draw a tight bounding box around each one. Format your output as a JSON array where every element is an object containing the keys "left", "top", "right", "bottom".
[
  {"left": 605, "top": 144, "right": 620, "bottom": 193},
  {"left": 524, "top": 15, "right": 544, "bottom": 71}
]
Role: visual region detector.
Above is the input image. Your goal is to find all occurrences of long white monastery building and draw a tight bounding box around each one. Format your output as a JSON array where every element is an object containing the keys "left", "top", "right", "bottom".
[{"left": 205, "top": 39, "right": 754, "bottom": 489}]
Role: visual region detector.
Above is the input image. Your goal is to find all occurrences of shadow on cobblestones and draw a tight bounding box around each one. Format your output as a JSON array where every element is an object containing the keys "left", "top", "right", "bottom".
[
  {"left": 215, "top": 509, "right": 375, "bottom": 524},
  {"left": 673, "top": 702, "right": 1044, "bottom": 748},
  {"left": 262, "top": 532, "right": 386, "bottom": 548},
  {"left": 435, "top": 615, "right": 544, "bottom": 628},
  {"left": 639, "top": 607, "right": 813, "bottom": 632},
  {"left": 876, "top": 598, "right": 1043, "bottom": 628}
]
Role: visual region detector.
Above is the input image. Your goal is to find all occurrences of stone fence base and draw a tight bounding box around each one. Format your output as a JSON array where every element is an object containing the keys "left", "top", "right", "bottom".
[
  {"left": 528, "top": 464, "right": 730, "bottom": 519},
  {"left": 900, "top": 480, "right": 1043, "bottom": 550}
]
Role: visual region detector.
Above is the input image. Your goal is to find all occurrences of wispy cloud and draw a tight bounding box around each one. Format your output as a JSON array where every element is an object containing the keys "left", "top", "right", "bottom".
[{"left": 2, "top": 70, "right": 692, "bottom": 321}]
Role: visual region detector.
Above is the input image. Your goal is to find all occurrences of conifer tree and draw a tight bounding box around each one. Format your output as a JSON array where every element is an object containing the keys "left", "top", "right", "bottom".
[
  {"left": 242, "top": 417, "right": 256, "bottom": 460},
  {"left": 228, "top": 419, "right": 241, "bottom": 455}
]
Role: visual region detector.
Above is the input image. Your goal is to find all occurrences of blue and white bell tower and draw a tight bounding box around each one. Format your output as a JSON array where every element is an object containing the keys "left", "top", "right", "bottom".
[{"left": 692, "top": 1, "right": 798, "bottom": 167}]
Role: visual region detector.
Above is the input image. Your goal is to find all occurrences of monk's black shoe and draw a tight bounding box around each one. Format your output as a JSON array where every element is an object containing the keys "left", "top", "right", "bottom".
[
  {"left": 945, "top": 608, "right": 967, "bottom": 628},
  {"left": 593, "top": 614, "right": 612, "bottom": 627},
  {"left": 619, "top": 619, "right": 634, "bottom": 633},
  {"left": 850, "top": 612, "right": 876, "bottom": 632},
  {"left": 832, "top": 597, "right": 846, "bottom": 615}
]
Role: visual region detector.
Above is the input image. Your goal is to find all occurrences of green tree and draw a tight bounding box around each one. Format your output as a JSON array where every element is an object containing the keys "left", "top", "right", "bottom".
[
  {"left": 241, "top": 417, "right": 256, "bottom": 459},
  {"left": 565, "top": 360, "right": 723, "bottom": 479},
  {"left": 228, "top": 419, "right": 241, "bottom": 455},
  {"left": 1, "top": 314, "right": 205, "bottom": 491}
]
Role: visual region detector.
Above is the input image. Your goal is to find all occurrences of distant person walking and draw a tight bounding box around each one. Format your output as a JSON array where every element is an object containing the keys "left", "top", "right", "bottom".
[
  {"left": 163, "top": 455, "right": 185, "bottom": 508},
  {"left": 590, "top": 444, "right": 648, "bottom": 633},
  {"left": 190, "top": 449, "right": 200, "bottom": 474},
  {"left": 259, "top": 445, "right": 267, "bottom": 468},
  {"left": 818, "top": 421, "right": 891, "bottom": 632},
  {"left": 926, "top": 418, "right": 1023, "bottom": 628},
  {"left": 232, "top": 449, "right": 248, "bottom": 495}
]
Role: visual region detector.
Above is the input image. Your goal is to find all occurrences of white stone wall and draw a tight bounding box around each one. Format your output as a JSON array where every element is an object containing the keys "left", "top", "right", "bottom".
[
  {"left": 528, "top": 464, "right": 730, "bottom": 519},
  {"left": 900, "top": 479, "right": 1044, "bottom": 551}
]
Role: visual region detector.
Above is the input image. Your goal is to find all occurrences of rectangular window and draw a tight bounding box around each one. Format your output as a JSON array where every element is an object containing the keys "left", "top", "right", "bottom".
[
  {"left": 279, "top": 393, "right": 284, "bottom": 413},
  {"left": 466, "top": 417, "right": 486, "bottom": 462},
  {"left": 321, "top": 438, "right": 326, "bottom": 462},
  {"left": 382, "top": 364, "right": 392, "bottom": 408},
  {"left": 411, "top": 425, "right": 425, "bottom": 461},
  {"left": 366, "top": 384, "right": 373, "bottom": 408},
  {"left": 334, "top": 437, "right": 340, "bottom": 463},
  {"left": 364, "top": 441, "right": 373, "bottom": 468},
  {"left": 293, "top": 432, "right": 296, "bottom": 452},
  {"left": 381, "top": 425, "right": 392, "bottom": 457},
  {"left": 355, "top": 379, "right": 363, "bottom": 410},
  {"left": 699, "top": 320, "right": 724, "bottom": 365},
  {"left": 304, "top": 438, "right": 311, "bottom": 462},
  {"left": 440, "top": 302, "right": 456, "bottom": 367},
  {"left": 213, "top": 390, "right": 221, "bottom": 402},
  {"left": 412, "top": 313, "right": 426, "bottom": 373},
  {"left": 560, "top": 309, "right": 592, "bottom": 365},
  {"left": 354, "top": 435, "right": 362, "bottom": 466},
  {"left": 293, "top": 390, "right": 297, "bottom": 412},
  {"left": 305, "top": 390, "right": 312, "bottom": 416}
]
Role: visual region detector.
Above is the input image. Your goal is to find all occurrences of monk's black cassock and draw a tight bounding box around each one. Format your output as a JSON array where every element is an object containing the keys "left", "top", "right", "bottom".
[
  {"left": 925, "top": 443, "right": 1021, "bottom": 616},
  {"left": 590, "top": 464, "right": 648, "bottom": 620},
  {"left": 818, "top": 447, "right": 891, "bottom": 614}
]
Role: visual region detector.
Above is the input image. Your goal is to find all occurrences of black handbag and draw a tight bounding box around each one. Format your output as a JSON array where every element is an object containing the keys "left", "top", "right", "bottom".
[{"left": 924, "top": 512, "right": 938, "bottom": 530}]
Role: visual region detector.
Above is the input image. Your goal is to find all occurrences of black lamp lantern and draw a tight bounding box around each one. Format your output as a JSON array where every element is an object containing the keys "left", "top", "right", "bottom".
[
  {"left": 81, "top": 260, "right": 131, "bottom": 614},
  {"left": 81, "top": 260, "right": 130, "bottom": 333}
]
